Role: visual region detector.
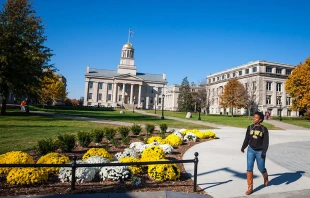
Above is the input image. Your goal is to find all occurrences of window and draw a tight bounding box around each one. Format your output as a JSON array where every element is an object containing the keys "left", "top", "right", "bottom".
[
  {"left": 286, "top": 97, "right": 291, "bottom": 105},
  {"left": 233, "top": 73, "right": 236, "bottom": 77},
  {"left": 213, "top": 78, "right": 215, "bottom": 82},
  {"left": 222, "top": 75, "right": 225, "bottom": 80},
  {"left": 266, "top": 82, "right": 272, "bottom": 91},
  {"left": 88, "top": 93, "right": 92, "bottom": 100},
  {"left": 151, "top": 87, "right": 154, "bottom": 93},
  {"left": 142, "top": 86, "right": 145, "bottom": 92},
  {"left": 276, "top": 83, "right": 282, "bottom": 92},
  {"left": 98, "top": 94, "right": 102, "bottom": 100},
  {"left": 108, "top": 94, "right": 112, "bottom": 101},
  {"left": 245, "top": 69, "right": 249, "bottom": 74},
  {"left": 239, "top": 71, "right": 242, "bottom": 76},
  {"left": 227, "top": 74, "right": 230, "bottom": 78},
  {"left": 158, "top": 98, "right": 162, "bottom": 104},
  {"left": 217, "top": 77, "right": 220, "bottom": 81},
  {"left": 277, "top": 109, "right": 282, "bottom": 116},
  {"left": 245, "top": 83, "right": 248, "bottom": 90},
  {"left": 286, "top": 70, "right": 291, "bottom": 75},
  {"left": 119, "top": 84, "right": 123, "bottom": 90},
  {"left": 150, "top": 97, "right": 153, "bottom": 103},
  {"left": 266, "top": 67, "right": 272, "bottom": 73},
  {"left": 125, "top": 85, "right": 129, "bottom": 92},
  {"left": 252, "top": 67, "right": 257, "bottom": 72},
  {"left": 118, "top": 95, "right": 122, "bottom": 101},
  {"left": 98, "top": 82, "right": 103, "bottom": 89},
  {"left": 277, "top": 96, "right": 282, "bottom": 105},
  {"left": 158, "top": 87, "right": 162, "bottom": 94},
  {"left": 252, "top": 81, "right": 256, "bottom": 91},
  {"left": 287, "top": 110, "right": 291, "bottom": 116},
  {"left": 209, "top": 79, "right": 211, "bottom": 83},
  {"left": 89, "top": 82, "right": 93, "bottom": 89},
  {"left": 276, "top": 68, "right": 282, "bottom": 74},
  {"left": 266, "top": 95, "right": 271, "bottom": 104},
  {"left": 108, "top": 84, "right": 112, "bottom": 90}
]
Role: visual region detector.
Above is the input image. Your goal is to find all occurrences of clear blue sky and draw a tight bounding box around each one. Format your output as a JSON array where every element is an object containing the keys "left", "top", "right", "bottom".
[{"left": 2, "top": 0, "right": 309, "bottom": 99}]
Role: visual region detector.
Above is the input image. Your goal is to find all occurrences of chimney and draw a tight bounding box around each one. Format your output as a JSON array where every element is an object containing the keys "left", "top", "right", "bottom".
[
  {"left": 86, "top": 66, "right": 90, "bottom": 73},
  {"left": 163, "top": 73, "right": 166, "bottom": 80}
]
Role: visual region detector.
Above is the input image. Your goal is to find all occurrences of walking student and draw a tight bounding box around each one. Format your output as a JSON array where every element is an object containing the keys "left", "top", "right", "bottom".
[
  {"left": 241, "top": 111, "right": 269, "bottom": 195},
  {"left": 20, "top": 100, "right": 26, "bottom": 112}
]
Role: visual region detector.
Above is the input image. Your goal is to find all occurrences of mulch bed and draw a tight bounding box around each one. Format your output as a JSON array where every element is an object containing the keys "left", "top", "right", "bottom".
[{"left": 0, "top": 131, "right": 213, "bottom": 196}]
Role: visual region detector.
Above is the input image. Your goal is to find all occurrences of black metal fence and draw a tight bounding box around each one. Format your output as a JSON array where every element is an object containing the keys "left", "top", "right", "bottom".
[{"left": 0, "top": 152, "right": 199, "bottom": 192}]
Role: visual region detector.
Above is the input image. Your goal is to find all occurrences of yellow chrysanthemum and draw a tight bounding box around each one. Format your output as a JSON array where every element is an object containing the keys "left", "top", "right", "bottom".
[
  {"left": 164, "top": 134, "right": 182, "bottom": 146},
  {"left": 148, "top": 160, "right": 181, "bottom": 181},
  {"left": 82, "top": 148, "right": 113, "bottom": 161},
  {"left": 182, "top": 129, "right": 216, "bottom": 139},
  {"left": 0, "top": 151, "right": 34, "bottom": 174},
  {"left": 7, "top": 167, "right": 48, "bottom": 185},
  {"left": 119, "top": 157, "right": 143, "bottom": 175},
  {"left": 37, "top": 152, "right": 70, "bottom": 174},
  {"left": 147, "top": 136, "right": 166, "bottom": 144},
  {"left": 140, "top": 146, "right": 165, "bottom": 162}
]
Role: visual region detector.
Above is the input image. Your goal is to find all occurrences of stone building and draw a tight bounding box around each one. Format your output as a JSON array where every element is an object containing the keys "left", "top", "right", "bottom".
[
  {"left": 84, "top": 42, "right": 168, "bottom": 109},
  {"left": 206, "top": 60, "right": 298, "bottom": 116}
]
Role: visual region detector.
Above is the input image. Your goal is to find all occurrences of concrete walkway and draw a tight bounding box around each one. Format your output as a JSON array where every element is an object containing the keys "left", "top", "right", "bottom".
[
  {"left": 265, "top": 119, "right": 307, "bottom": 130},
  {"left": 183, "top": 128, "right": 310, "bottom": 198}
]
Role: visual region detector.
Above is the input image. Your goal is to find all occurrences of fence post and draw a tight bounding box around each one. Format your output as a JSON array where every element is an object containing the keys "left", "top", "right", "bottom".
[
  {"left": 193, "top": 152, "right": 199, "bottom": 192},
  {"left": 71, "top": 156, "right": 77, "bottom": 191}
]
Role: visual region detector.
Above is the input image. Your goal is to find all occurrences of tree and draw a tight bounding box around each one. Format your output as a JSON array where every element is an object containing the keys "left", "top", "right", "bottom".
[
  {"left": 219, "top": 78, "right": 248, "bottom": 117},
  {"left": 193, "top": 80, "right": 210, "bottom": 114},
  {"left": 0, "top": 0, "right": 53, "bottom": 115},
  {"left": 71, "top": 99, "right": 80, "bottom": 106},
  {"left": 40, "top": 71, "right": 67, "bottom": 107},
  {"left": 178, "top": 77, "right": 193, "bottom": 111},
  {"left": 286, "top": 57, "right": 310, "bottom": 112},
  {"left": 244, "top": 77, "right": 263, "bottom": 119},
  {"left": 78, "top": 97, "right": 84, "bottom": 106}
]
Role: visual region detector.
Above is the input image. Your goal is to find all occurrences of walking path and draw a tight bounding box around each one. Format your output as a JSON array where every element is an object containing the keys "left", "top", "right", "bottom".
[{"left": 265, "top": 119, "right": 307, "bottom": 130}]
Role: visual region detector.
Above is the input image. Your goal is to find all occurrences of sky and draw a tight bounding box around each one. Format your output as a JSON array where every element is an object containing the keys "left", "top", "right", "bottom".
[{"left": 1, "top": 0, "right": 309, "bottom": 99}]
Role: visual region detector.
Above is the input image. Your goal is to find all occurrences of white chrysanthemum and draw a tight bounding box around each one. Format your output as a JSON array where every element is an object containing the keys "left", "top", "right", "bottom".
[
  {"left": 178, "top": 129, "right": 187, "bottom": 133},
  {"left": 129, "top": 142, "right": 145, "bottom": 152},
  {"left": 99, "top": 161, "right": 132, "bottom": 181},
  {"left": 172, "top": 132, "right": 183, "bottom": 140},
  {"left": 184, "top": 132, "right": 197, "bottom": 142},
  {"left": 58, "top": 160, "right": 96, "bottom": 183},
  {"left": 159, "top": 144, "right": 174, "bottom": 154},
  {"left": 84, "top": 156, "right": 110, "bottom": 172}
]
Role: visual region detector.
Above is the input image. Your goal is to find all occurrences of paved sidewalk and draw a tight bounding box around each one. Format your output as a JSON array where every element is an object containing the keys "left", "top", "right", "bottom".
[{"left": 265, "top": 119, "right": 307, "bottom": 130}]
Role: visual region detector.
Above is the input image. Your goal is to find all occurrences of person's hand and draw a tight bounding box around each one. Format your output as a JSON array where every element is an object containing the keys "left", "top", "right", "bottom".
[
  {"left": 261, "top": 154, "right": 266, "bottom": 159},
  {"left": 241, "top": 149, "right": 244, "bottom": 153}
]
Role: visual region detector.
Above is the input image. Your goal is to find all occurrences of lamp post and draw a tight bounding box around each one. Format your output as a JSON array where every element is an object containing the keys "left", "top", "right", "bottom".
[
  {"left": 133, "top": 96, "right": 135, "bottom": 113},
  {"left": 161, "top": 94, "right": 165, "bottom": 120},
  {"left": 198, "top": 98, "right": 201, "bottom": 120},
  {"left": 154, "top": 98, "right": 157, "bottom": 114},
  {"left": 279, "top": 102, "right": 282, "bottom": 121}
]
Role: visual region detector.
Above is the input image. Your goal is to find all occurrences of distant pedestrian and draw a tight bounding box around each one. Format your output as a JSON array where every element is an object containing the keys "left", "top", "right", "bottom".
[
  {"left": 241, "top": 111, "right": 269, "bottom": 195},
  {"left": 20, "top": 100, "right": 26, "bottom": 112}
]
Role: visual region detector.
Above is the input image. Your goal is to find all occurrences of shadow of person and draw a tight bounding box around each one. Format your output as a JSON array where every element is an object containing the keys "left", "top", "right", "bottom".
[{"left": 253, "top": 171, "right": 305, "bottom": 193}]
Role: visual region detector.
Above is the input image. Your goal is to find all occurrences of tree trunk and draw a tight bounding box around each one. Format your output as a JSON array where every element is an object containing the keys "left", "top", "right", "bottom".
[
  {"left": 248, "top": 106, "right": 250, "bottom": 120},
  {"left": 1, "top": 98, "right": 7, "bottom": 115},
  {"left": 231, "top": 106, "right": 234, "bottom": 117}
]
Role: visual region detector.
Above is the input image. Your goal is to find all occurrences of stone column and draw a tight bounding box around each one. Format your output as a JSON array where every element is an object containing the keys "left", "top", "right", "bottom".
[
  {"left": 104, "top": 83, "right": 108, "bottom": 103},
  {"left": 130, "top": 84, "right": 134, "bottom": 104},
  {"left": 83, "top": 78, "right": 89, "bottom": 106},
  {"left": 138, "top": 85, "right": 142, "bottom": 107},
  {"left": 94, "top": 82, "right": 98, "bottom": 103},
  {"left": 282, "top": 82, "right": 286, "bottom": 107},
  {"left": 122, "top": 83, "right": 125, "bottom": 104},
  {"left": 113, "top": 83, "right": 117, "bottom": 104}
]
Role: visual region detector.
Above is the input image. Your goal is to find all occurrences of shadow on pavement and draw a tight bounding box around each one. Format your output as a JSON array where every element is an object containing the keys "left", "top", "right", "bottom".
[
  {"left": 252, "top": 171, "right": 305, "bottom": 193},
  {"left": 199, "top": 179, "right": 233, "bottom": 190},
  {"left": 197, "top": 167, "right": 259, "bottom": 179}
]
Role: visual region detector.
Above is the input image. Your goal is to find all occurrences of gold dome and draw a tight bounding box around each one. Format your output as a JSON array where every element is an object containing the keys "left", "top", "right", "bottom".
[{"left": 123, "top": 42, "right": 133, "bottom": 49}]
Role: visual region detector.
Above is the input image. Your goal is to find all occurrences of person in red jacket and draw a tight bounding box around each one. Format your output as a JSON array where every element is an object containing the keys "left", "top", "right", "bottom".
[
  {"left": 20, "top": 100, "right": 26, "bottom": 112},
  {"left": 241, "top": 111, "right": 269, "bottom": 195}
]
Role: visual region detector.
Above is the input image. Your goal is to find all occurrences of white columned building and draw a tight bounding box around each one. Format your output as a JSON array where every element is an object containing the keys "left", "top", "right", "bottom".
[{"left": 84, "top": 42, "right": 167, "bottom": 109}]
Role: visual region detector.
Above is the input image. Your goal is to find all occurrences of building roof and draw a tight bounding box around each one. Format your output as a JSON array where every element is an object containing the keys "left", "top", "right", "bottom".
[{"left": 86, "top": 68, "right": 167, "bottom": 83}]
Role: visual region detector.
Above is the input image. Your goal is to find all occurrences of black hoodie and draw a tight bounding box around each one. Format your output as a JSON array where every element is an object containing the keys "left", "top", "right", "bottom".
[{"left": 241, "top": 124, "right": 269, "bottom": 155}]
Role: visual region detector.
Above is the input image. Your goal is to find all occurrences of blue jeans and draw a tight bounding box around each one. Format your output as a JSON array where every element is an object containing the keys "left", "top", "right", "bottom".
[{"left": 247, "top": 146, "right": 267, "bottom": 173}]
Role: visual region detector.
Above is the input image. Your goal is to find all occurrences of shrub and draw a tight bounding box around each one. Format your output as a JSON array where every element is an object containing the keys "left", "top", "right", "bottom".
[
  {"left": 111, "top": 139, "right": 120, "bottom": 147},
  {"left": 82, "top": 148, "right": 113, "bottom": 161},
  {"left": 165, "top": 134, "right": 182, "bottom": 146},
  {"left": 119, "top": 157, "right": 142, "bottom": 175},
  {"left": 131, "top": 124, "right": 142, "bottom": 136},
  {"left": 92, "top": 129, "right": 104, "bottom": 143},
  {"left": 37, "top": 153, "right": 70, "bottom": 174},
  {"left": 0, "top": 151, "right": 34, "bottom": 174},
  {"left": 118, "top": 126, "right": 131, "bottom": 138},
  {"left": 57, "top": 133, "right": 76, "bottom": 152},
  {"left": 77, "top": 131, "right": 92, "bottom": 147},
  {"left": 148, "top": 160, "right": 180, "bottom": 181},
  {"left": 159, "top": 123, "right": 168, "bottom": 135},
  {"left": 104, "top": 127, "right": 117, "bottom": 141},
  {"left": 122, "top": 136, "right": 131, "bottom": 145},
  {"left": 37, "top": 138, "right": 59, "bottom": 155},
  {"left": 7, "top": 167, "right": 48, "bottom": 185},
  {"left": 138, "top": 135, "right": 144, "bottom": 142},
  {"left": 145, "top": 124, "right": 155, "bottom": 136},
  {"left": 140, "top": 145, "right": 165, "bottom": 162},
  {"left": 147, "top": 136, "right": 166, "bottom": 144}
]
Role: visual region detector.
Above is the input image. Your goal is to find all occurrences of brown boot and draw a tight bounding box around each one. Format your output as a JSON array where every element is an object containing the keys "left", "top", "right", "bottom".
[
  {"left": 262, "top": 171, "right": 269, "bottom": 186},
  {"left": 245, "top": 171, "right": 253, "bottom": 195}
]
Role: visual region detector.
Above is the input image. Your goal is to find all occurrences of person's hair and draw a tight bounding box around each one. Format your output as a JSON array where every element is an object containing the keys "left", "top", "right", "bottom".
[{"left": 254, "top": 111, "right": 264, "bottom": 123}]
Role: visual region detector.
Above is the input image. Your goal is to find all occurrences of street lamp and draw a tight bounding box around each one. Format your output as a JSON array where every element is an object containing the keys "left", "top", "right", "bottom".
[
  {"left": 133, "top": 96, "right": 135, "bottom": 113},
  {"left": 154, "top": 98, "right": 157, "bottom": 114},
  {"left": 279, "top": 102, "right": 282, "bottom": 121},
  {"left": 198, "top": 98, "right": 201, "bottom": 120},
  {"left": 161, "top": 94, "right": 165, "bottom": 120}
]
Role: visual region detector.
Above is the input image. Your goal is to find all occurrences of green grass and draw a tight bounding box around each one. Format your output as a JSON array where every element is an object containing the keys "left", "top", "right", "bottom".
[
  {"left": 0, "top": 111, "right": 122, "bottom": 154},
  {"left": 273, "top": 116, "right": 310, "bottom": 128},
  {"left": 144, "top": 110, "right": 281, "bottom": 130},
  {"left": 30, "top": 106, "right": 213, "bottom": 130}
]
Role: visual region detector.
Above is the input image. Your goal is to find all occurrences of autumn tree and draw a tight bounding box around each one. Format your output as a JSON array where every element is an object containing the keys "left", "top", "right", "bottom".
[
  {"left": 178, "top": 77, "right": 193, "bottom": 111},
  {"left": 219, "top": 78, "right": 248, "bottom": 117},
  {"left": 0, "top": 0, "right": 54, "bottom": 115},
  {"left": 40, "top": 71, "right": 67, "bottom": 107},
  {"left": 286, "top": 57, "right": 310, "bottom": 112},
  {"left": 244, "top": 77, "right": 264, "bottom": 119}
]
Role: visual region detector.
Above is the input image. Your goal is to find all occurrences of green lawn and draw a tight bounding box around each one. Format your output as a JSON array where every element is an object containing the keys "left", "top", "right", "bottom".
[
  {"left": 29, "top": 107, "right": 213, "bottom": 130},
  {"left": 273, "top": 116, "right": 310, "bottom": 128},
  {"left": 145, "top": 110, "right": 281, "bottom": 130},
  {"left": 0, "top": 111, "right": 122, "bottom": 154}
]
